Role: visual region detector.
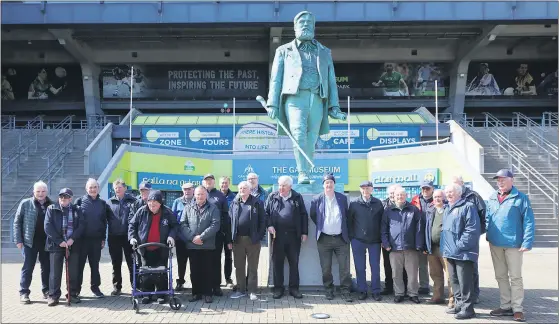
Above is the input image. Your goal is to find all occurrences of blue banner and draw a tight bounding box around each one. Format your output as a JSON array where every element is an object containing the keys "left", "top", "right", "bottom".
[
  {"left": 232, "top": 159, "right": 349, "bottom": 185},
  {"left": 137, "top": 172, "right": 204, "bottom": 190},
  {"left": 141, "top": 123, "right": 421, "bottom": 152},
  {"left": 371, "top": 168, "right": 439, "bottom": 188}
]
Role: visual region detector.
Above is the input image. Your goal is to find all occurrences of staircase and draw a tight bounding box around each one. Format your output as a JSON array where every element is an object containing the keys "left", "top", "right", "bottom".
[
  {"left": 1, "top": 129, "right": 99, "bottom": 248},
  {"left": 469, "top": 126, "right": 558, "bottom": 248}
]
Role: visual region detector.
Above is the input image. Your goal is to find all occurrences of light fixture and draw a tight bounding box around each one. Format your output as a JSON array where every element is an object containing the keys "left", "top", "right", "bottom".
[
  {"left": 459, "top": 73, "right": 465, "bottom": 78},
  {"left": 272, "top": 36, "right": 280, "bottom": 44},
  {"left": 58, "top": 38, "right": 66, "bottom": 45},
  {"left": 488, "top": 34, "right": 497, "bottom": 41},
  {"left": 83, "top": 76, "right": 90, "bottom": 80}
]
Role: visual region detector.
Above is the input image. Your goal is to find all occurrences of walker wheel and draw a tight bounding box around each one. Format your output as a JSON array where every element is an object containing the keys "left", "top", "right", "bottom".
[
  {"left": 169, "top": 296, "right": 182, "bottom": 310},
  {"left": 132, "top": 298, "right": 139, "bottom": 313}
]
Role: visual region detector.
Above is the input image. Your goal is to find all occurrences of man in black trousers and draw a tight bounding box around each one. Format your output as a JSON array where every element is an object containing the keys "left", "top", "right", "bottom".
[
  {"left": 202, "top": 174, "right": 232, "bottom": 296},
  {"left": 75, "top": 178, "right": 112, "bottom": 298}
]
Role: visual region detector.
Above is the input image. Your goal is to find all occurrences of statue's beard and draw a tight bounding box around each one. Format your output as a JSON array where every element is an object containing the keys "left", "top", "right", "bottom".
[{"left": 296, "top": 29, "right": 314, "bottom": 41}]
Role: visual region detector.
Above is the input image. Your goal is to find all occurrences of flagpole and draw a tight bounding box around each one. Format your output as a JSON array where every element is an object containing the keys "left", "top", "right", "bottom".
[
  {"left": 435, "top": 80, "right": 439, "bottom": 147},
  {"left": 129, "top": 65, "right": 134, "bottom": 143},
  {"left": 347, "top": 96, "right": 351, "bottom": 154},
  {"left": 233, "top": 97, "right": 236, "bottom": 150}
]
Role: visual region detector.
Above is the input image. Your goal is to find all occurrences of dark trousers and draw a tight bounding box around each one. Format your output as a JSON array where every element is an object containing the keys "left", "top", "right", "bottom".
[
  {"left": 351, "top": 240, "right": 381, "bottom": 294},
  {"left": 108, "top": 235, "right": 134, "bottom": 290},
  {"left": 77, "top": 237, "right": 102, "bottom": 294},
  {"left": 49, "top": 248, "right": 80, "bottom": 299},
  {"left": 317, "top": 234, "right": 352, "bottom": 292},
  {"left": 175, "top": 239, "right": 189, "bottom": 285},
  {"left": 382, "top": 248, "right": 407, "bottom": 291},
  {"left": 138, "top": 248, "right": 168, "bottom": 296},
  {"left": 272, "top": 230, "right": 301, "bottom": 290},
  {"left": 211, "top": 233, "right": 232, "bottom": 289},
  {"left": 473, "top": 261, "right": 480, "bottom": 299},
  {"left": 447, "top": 258, "right": 475, "bottom": 314},
  {"left": 20, "top": 244, "right": 50, "bottom": 296},
  {"left": 190, "top": 249, "right": 213, "bottom": 296}
]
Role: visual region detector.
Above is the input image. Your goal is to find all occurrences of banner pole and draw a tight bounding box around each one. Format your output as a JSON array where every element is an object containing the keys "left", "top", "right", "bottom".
[
  {"left": 129, "top": 65, "right": 134, "bottom": 144},
  {"left": 233, "top": 98, "right": 236, "bottom": 151},
  {"left": 347, "top": 96, "right": 351, "bottom": 154},
  {"left": 435, "top": 80, "right": 439, "bottom": 147}
]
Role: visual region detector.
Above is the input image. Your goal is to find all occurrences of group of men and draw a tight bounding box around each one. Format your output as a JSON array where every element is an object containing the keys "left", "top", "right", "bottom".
[{"left": 14, "top": 168, "right": 534, "bottom": 322}]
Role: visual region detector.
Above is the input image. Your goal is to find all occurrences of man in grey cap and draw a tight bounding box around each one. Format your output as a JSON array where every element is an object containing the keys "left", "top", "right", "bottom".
[
  {"left": 348, "top": 180, "right": 384, "bottom": 301},
  {"left": 410, "top": 180, "right": 434, "bottom": 295},
  {"left": 310, "top": 173, "right": 352, "bottom": 302},
  {"left": 486, "top": 169, "right": 534, "bottom": 322},
  {"left": 202, "top": 173, "right": 232, "bottom": 296}
]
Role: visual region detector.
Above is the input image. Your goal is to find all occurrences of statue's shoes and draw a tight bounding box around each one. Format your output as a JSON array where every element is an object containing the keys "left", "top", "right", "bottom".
[{"left": 298, "top": 174, "right": 311, "bottom": 184}]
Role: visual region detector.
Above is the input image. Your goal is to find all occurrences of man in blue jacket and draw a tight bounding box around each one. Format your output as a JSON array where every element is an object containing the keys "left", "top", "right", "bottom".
[
  {"left": 441, "top": 183, "right": 480, "bottom": 320},
  {"left": 486, "top": 169, "right": 534, "bottom": 323},
  {"left": 310, "top": 173, "right": 352, "bottom": 302},
  {"left": 381, "top": 187, "right": 423, "bottom": 304}
]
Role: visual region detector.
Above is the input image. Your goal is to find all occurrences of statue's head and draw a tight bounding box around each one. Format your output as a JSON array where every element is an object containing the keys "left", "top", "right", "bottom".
[{"left": 294, "top": 11, "right": 315, "bottom": 41}]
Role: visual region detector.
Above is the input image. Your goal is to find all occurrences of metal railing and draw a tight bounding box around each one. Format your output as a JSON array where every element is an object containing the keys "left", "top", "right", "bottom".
[
  {"left": 542, "top": 112, "right": 558, "bottom": 127},
  {"left": 527, "top": 133, "right": 559, "bottom": 162},
  {"left": 122, "top": 137, "right": 451, "bottom": 155},
  {"left": 1, "top": 132, "right": 40, "bottom": 179},
  {"left": 1, "top": 115, "right": 16, "bottom": 129},
  {"left": 81, "top": 114, "right": 123, "bottom": 129},
  {"left": 25, "top": 115, "right": 44, "bottom": 130},
  {"left": 482, "top": 112, "right": 508, "bottom": 128}
]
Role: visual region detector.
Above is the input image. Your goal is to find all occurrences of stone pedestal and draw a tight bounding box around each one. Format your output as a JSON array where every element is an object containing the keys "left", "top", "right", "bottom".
[{"left": 267, "top": 183, "right": 348, "bottom": 288}]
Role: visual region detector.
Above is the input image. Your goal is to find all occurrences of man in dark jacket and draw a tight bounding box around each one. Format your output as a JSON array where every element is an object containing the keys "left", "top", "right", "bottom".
[
  {"left": 107, "top": 179, "right": 137, "bottom": 296},
  {"left": 382, "top": 187, "right": 423, "bottom": 304},
  {"left": 310, "top": 173, "right": 352, "bottom": 302},
  {"left": 44, "top": 188, "right": 85, "bottom": 306},
  {"left": 171, "top": 182, "right": 194, "bottom": 291},
  {"left": 74, "top": 178, "right": 112, "bottom": 298},
  {"left": 380, "top": 184, "right": 401, "bottom": 295},
  {"left": 442, "top": 183, "right": 480, "bottom": 320},
  {"left": 348, "top": 181, "right": 384, "bottom": 301},
  {"left": 410, "top": 180, "right": 434, "bottom": 295},
  {"left": 202, "top": 173, "right": 232, "bottom": 296},
  {"left": 131, "top": 181, "right": 151, "bottom": 215},
  {"left": 265, "top": 175, "right": 308, "bottom": 299},
  {"left": 247, "top": 172, "right": 269, "bottom": 204},
  {"left": 13, "top": 181, "right": 53, "bottom": 304},
  {"left": 452, "top": 175, "right": 486, "bottom": 304},
  {"left": 128, "top": 190, "right": 177, "bottom": 304},
  {"left": 229, "top": 181, "right": 266, "bottom": 301},
  {"left": 180, "top": 186, "right": 221, "bottom": 304},
  {"left": 220, "top": 176, "right": 237, "bottom": 208}
]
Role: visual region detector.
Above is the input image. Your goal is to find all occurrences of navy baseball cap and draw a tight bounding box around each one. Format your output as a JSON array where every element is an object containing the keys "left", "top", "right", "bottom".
[
  {"left": 359, "top": 181, "right": 373, "bottom": 187},
  {"left": 493, "top": 169, "right": 514, "bottom": 179},
  {"left": 58, "top": 188, "right": 73, "bottom": 197},
  {"left": 420, "top": 180, "right": 434, "bottom": 188},
  {"left": 322, "top": 173, "right": 336, "bottom": 184},
  {"left": 138, "top": 181, "right": 152, "bottom": 190}
]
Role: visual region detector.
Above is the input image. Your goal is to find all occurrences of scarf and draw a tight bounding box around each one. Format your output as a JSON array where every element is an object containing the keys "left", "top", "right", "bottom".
[{"left": 62, "top": 204, "right": 74, "bottom": 241}]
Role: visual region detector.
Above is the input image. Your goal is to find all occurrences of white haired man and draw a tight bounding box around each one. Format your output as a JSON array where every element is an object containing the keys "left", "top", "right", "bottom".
[
  {"left": 14, "top": 181, "right": 54, "bottom": 304},
  {"left": 265, "top": 175, "right": 308, "bottom": 299}
]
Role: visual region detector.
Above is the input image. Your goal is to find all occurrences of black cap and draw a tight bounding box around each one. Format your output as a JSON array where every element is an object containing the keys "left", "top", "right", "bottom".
[
  {"left": 322, "top": 173, "right": 335, "bottom": 184},
  {"left": 203, "top": 174, "right": 215, "bottom": 180},
  {"left": 359, "top": 181, "right": 373, "bottom": 188},
  {"left": 58, "top": 188, "right": 73, "bottom": 197},
  {"left": 420, "top": 180, "right": 434, "bottom": 188},
  {"left": 493, "top": 169, "right": 514, "bottom": 179},
  {"left": 139, "top": 181, "right": 152, "bottom": 190},
  {"left": 147, "top": 190, "right": 163, "bottom": 205}
]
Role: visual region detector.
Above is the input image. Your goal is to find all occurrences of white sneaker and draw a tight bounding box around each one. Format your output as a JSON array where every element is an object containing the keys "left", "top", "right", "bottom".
[
  {"left": 230, "top": 291, "right": 246, "bottom": 299},
  {"left": 249, "top": 293, "right": 258, "bottom": 301}
]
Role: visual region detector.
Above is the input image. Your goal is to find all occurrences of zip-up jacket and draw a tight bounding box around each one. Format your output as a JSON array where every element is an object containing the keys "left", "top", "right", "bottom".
[
  {"left": 230, "top": 194, "right": 266, "bottom": 244},
  {"left": 348, "top": 196, "right": 384, "bottom": 244},
  {"left": 441, "top": 199, "right": 480, "bottom": 262},
  {"left": 13, "top": 196, "right": 53, "bottom": 248},
  {"left": 75, "top": 194, "right": 111, "bottom": 239},
  {"left": 381, "top": 202, "right": 424, "bottom": 251},
  {"left": 44, "top": 202, "right": 85, "bottom": 252},
  {"left": 128, "top": 205, "right": 178, "bottom": 245},
  {"left": 107, "top": 193, "right": 137, "bottom": 236}
]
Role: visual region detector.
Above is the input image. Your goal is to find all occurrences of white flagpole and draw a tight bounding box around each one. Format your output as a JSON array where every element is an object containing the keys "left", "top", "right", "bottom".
[
  {"left": 233, "top": 97, "right": 236, "bottom": 150},
  {"left": 347, "top": 96, "right": 351, "bottom": 154},
  {"left": 435, "top": 80, "right": 439, "bottom": 147},
  {"left": 129, "top": 65, "right": 134, "bottom": 143}
]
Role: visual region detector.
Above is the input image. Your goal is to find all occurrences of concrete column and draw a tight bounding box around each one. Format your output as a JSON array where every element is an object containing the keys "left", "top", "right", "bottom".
[
  {"left": 269, "top": 27, "right": 283, "bottom": 74},
  {"left": 81, "top": 64, "right": 103, "bottom": 116}
]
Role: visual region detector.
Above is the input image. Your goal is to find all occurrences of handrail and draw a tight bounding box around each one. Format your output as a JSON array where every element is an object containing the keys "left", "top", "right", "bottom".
[
  {"left": 53, "top": 115, "right": 74, "bottom": 130},
  {"left": 25, "top": 115, "right": 44, "bottom": 130},
  {"left": 122, "top": 137, "right": 451, "bottom": 154},
  {"left": 482, "top": 112, "right": 508, "bottom": 128},
  {"left": 1, "top": 132, "right": 39, "bottom": 178},
  {"left": 542, "top": 112, "right": 558, "bottom": 127},
  {"left": 42, "top": 130, "right": 74, "bottom": 161},
  {"left": 527, "top": 134, "right": 559, "bottom": 162},
  {"left": 85, "top": 127, "right": 98, "bottom": 145},
  {"left": 2, "top": 149, "right": 69, "bottom": 220},
  {"left": 1, "top": 115, "right": 16, "bottom": 129},
  {"left": 491, "top": 130, "right": 527, "bottom": 159}
]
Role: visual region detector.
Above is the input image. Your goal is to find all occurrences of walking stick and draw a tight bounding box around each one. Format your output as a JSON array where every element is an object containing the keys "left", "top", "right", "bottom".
[{"left": 65, "top": 246, "right": 71, "bottom": 306}]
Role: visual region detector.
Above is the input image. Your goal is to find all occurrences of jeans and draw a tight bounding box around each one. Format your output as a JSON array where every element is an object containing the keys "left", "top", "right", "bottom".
[
  {"left": 20, "top": 244, "right": 50, "bottom": 296},
  {"left": 447, "top": 258, "right": 475, "bottom": 314}
]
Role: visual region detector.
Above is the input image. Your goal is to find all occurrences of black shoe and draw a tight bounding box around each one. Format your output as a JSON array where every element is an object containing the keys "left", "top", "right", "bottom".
[
  {"left": 157, "top": 296, "right": 168, "bottom": 304},
  {"left": 410, "top": 296, "right": 420, "bottom": 304},
  {"left": 342, "top": 293, "right": 353, "bottom": 302},
  {"left": 455, "top": 311, "right": 476, "bottom": 320},
  {"left": 394, "top": 296, "right": 404, "bottom": 303},
  {"left": 213, "top": 288, "right": 223, "bottom": 297},
  {"left": 141, "top": 297, "right": 151, "bottom": 304},
  {"left": 204, "top": 295, "right": 213, "bottom": 303},
  {"left": 111, "top": 288, "right": 121, "bottom": 296},
  {"left": 446, "top": 307, "right": 459, "bottom": 314},
  {"left": 225, "top": 279, "right": 234, "bottom": 288},
  {"left": 70, "top": 295, "right": 82, "bottom": 304},
  {"left": 418, "top": 288, "right": 430, "bottom": 295},
  {"left": 91, "top": 289, "right": 105, "bottom": 298},
  {"left": 325, "top": 291, "right": 334, "bottom": 300},
  {"left": 43, "top": 291, "right": 49, "bottom": 300},
  {"left": 380, "top": 288, "right": 393, "bottom": 296},
  {"left": 189, "top": 294, "right": 202, "bottom": 302},
  {"left": 358, "top": 292, "right": 367, "bottom": 300},
  {"left": 273, "top": 290, "right": 284, "bottom": 299},
  {"left": 175, "top": 282, "right": 185, "bottom": 292},
  {"left": 474, "top": 296, "right": 480, "bottom": 304},
  {"left": 47, "top": 298, "right": 59, "bottom": 306},
  {"left": 372, "top": 294, "right": 382, "bottom": 301},
  {"left": 289, "top": 289, "right": 303, "bottom": 299},
  {"left": 20, "top": 294, "right": 31, "bottom": 304}
]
